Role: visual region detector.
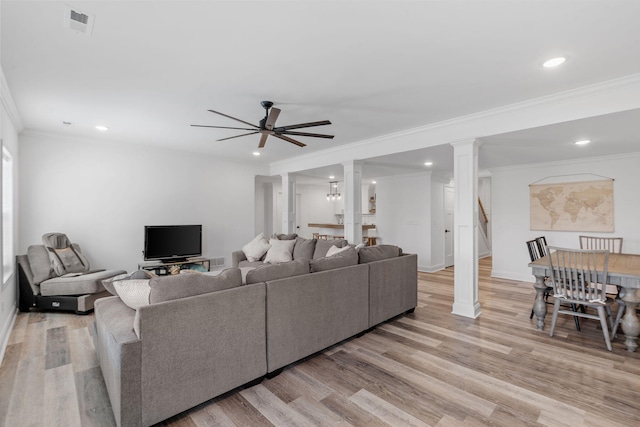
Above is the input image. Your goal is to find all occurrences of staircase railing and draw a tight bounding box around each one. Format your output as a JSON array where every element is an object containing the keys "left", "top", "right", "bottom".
[{"left": 478, "top": 198, "right": 489, "bottom": 238}]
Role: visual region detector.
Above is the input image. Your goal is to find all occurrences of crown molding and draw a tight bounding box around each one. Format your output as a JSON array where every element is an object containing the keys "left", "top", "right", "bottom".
[
  {"left": 271, "top": 73, "right": 640, "bottom": 176},
  {"left": 0, "top": 68, "right": 24, "bottom": 133},
  {"left": 488, "top": 151, "right": 640, "bottom": 173}
]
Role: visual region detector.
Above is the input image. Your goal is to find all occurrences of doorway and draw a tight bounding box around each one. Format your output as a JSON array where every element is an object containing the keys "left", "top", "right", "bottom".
[{"left": 444, "top": 185, "right": 455, "bottom": 267}]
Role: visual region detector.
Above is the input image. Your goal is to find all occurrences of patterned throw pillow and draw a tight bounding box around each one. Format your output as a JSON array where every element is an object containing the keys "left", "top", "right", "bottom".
[{"left": 112, "top": 279, "right": 151, "bottom": 309}]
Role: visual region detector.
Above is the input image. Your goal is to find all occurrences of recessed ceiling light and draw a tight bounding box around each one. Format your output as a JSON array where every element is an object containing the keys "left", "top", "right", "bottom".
[
  {"left": 574, "top": 139, "right": 591, "bottom": 145},
  {"left": 372, "top": 181, "right": 377, "bottom": 184},
  {"left": 329, "top": 175, "right": 335, "bottom": 179},
  {"left": 424, "top": 162, "right": 433, "bottom": 166},
  {"left": 95, "top": 125, "right": 109, "bottom": 131},
  {"left": 252, "top": 151, "right": 261, "bottom": 156},
  {"left": 543, "top": 57, "right": 566, "bottom": 68}
]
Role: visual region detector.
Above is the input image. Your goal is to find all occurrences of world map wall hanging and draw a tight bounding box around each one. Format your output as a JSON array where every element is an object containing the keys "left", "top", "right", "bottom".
[{"left": 529, "top": 179, "right": 614, "bottom": 232}]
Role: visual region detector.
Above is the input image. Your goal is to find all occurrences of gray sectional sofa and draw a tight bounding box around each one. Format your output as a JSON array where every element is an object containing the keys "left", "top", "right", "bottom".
[{"left": 93, "top": 238, "right": 417, "bottom": 427}]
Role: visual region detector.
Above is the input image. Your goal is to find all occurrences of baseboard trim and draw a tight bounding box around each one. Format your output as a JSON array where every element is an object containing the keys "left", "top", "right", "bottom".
[
  {"left": 0, "top": 305, "right": 18, "bottom": 366},
  {"left": 491, "top": 269, "right": 535, "bottom": 283},
  {"left": 418, "top": 263, "right": 445, "bottom": 273}
]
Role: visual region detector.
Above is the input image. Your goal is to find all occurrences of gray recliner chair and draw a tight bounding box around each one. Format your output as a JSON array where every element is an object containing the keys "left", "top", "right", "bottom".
[{"left": 16, "top": 233, "right": 126, "bottom": 314}]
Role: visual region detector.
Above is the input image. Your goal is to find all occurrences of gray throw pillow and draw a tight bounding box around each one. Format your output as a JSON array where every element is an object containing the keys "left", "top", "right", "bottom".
[
  {"left": 274, "top": 233, "right": 298, "bottom": 240},
  {"left": 309, "top": 246, "right": 358, "bottom": 272},
  {"left": 27, "top": 245, "right": 54, "bottom": 284},
  {"left": 292, "top": 237, "right": 317, "bottom": 260},
  {"left": 246, "top": 259, "right": 310, "bottom": 285},
  {"left": 149, "top": 268, "right": 242, "bottom": 304},
  {"left": 313, "top": 239, "right": 348, "bottom": 259},
  {"left": 358, "top": 245, "right": 401, "bottom": 263}
]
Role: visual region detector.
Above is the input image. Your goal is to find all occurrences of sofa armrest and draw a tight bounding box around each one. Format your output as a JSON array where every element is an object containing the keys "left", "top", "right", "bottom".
[
  {"left": 231, "top": 250, "right": 247, "bottom": 267},
  {"left": 94, "top": 297, "right": 142, "bottom": 427},
  {"left": 368, "top": 253, "right": 418, "bottom": 327},
  {"left": 136, "top": 283, "right": 267, "bottom": 426}
]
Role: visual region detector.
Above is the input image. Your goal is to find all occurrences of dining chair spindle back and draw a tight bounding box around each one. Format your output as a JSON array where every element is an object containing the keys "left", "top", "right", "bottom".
[{"left": 546, "top": 246, "right": 615, "bottom": 351}]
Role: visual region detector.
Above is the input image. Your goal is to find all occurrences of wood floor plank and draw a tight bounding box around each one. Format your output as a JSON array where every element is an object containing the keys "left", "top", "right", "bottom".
[
  {"left": 0, "top": 342, "right": 22, "bottom": 424},
  {"left": 348, "top": 388, "right": 430, "bottom": 427},
  {"left": 68, "top": 327, "right": 99, "bottom": 373},
  {"left": 43, "top": 363, "right": 81, "bottom": 426},
  {"left": 189, "top": 403, "right": 237, "bottom": 427},
  {"left": 45, "top": 326, "right": 70, "bottom": 370},
  {"left": 288, "top": 395, "right": 353, "bottom": 427},
  {"left": 239, "top": 384, "right": 314, "bottom": 427},
  {"left": 74, "top": 366, "right": 116, "bottom": 427},
  {"left": 4, "top": 355, "right": 46, "bottom": 426}
]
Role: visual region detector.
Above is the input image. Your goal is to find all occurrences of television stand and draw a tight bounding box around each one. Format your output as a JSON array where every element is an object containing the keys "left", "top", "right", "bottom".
[{"left": 138, "top": 257, "right": 211, "bottom": 276}]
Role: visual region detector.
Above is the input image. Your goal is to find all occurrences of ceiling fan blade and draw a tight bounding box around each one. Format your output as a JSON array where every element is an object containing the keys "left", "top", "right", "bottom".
[
  {"left": 191, "top": 124, "right": 257, "bottom": 131},
  {"left": 280, "top": 130, "right": 334, "bottom": 139},
  {"left": 273, "top": 133, "right": 306, "bottom": 147},
  {"left": 207, "top": 109, "right": 258, "bottom": 128},
  {"left": 265, "top": 107, "right": 280, "bottom": 130},
  {"left": 258, "top": 133, "right": 269, "bottom": 148},
  {"left": 275, "top": 120, "right": 331, "bottom": 131},
  {"left": 216, "top": 131, "right": 259, "bottom": 141}
]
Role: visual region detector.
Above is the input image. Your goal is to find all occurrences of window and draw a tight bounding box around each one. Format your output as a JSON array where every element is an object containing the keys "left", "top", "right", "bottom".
[{"left": 3, "top": 146, "right": 14, "bottom": 284}]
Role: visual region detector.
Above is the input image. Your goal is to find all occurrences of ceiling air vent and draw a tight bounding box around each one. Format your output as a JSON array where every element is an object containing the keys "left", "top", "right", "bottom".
[{"left": 64, "top": 6, "right": 95, "bottom": 36}]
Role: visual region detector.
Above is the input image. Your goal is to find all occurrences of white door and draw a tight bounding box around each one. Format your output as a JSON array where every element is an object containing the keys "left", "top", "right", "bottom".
[{"left": 444, "top": 185, "right": 455, "bottom": 267}]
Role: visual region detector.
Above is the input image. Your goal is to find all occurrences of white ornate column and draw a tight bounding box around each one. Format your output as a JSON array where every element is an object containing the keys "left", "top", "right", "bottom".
[
  {"left": 451, "top": 139, "right": 482, "bottom": 318},
  {"left": 281, "top": 173, "right": 296, "bottom": 234},
  {"left": 342, "top": 161, "right": 363, "bottom": 245}
]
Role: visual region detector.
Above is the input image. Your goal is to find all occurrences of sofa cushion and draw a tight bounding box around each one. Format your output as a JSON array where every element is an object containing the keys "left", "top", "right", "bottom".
[
  {"left": 149, "top": 267, "right": 242, "bottom": 304},
  {"left": 358, "top": 245, "right": 401, "bottom": 263},
  {"left": 309, "top": 246, "right": 358, "bottom": 272},
  {"left": 292, "top": 237, "right": 316, "bottom": 260},
  {"left": 246, "top": 259, "right": 310, "bottom": 285},
  {"left": 263, "top": 239, "right": 296, "bottom": 264},
  {"left": 27, "top": 245, "right": 54, "bottom": 284},
  {"left": 242, "top": 233, "right": 271, "bottom": 262},
  {"left": 313, "top": 239, "right": 348, "bottom": 259},
  {"left": 39, "top": 269, "right": 127, "bottom": 296}
]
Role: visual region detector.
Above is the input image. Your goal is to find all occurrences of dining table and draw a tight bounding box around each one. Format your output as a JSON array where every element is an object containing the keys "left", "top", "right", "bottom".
[{"left": 529, "top": 252, "right": 640, "bottom": 352}]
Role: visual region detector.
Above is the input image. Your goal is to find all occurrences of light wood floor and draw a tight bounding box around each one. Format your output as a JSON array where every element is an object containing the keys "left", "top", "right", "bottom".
[{"left": 2, "top": 257, "right": 639, "bottom": 426}]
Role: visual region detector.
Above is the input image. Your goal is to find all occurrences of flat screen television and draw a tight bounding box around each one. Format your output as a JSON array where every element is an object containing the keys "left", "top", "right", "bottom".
[{"left": 143, "top": 225, "right": 202, "bottom": 262}]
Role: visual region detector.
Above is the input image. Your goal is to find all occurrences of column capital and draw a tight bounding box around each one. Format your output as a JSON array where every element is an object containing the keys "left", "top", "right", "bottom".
[{"left": 450, "top": 138, "right": 483, "bottom": 148}]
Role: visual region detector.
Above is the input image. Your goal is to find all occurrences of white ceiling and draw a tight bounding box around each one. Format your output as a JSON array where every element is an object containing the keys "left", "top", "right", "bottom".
[{"left": 3, "top": 1, "right": 640, "bottom": 183}]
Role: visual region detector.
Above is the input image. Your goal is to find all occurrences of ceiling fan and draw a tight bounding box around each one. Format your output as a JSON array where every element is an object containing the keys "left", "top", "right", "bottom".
[{"left": 191, "top": 101, "right": 334, "bottom": 148}]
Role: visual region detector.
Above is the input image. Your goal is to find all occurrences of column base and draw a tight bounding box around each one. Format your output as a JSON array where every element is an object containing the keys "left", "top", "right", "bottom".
[{"left": 452, "top": 302, "right": 482, "bottom": 319}]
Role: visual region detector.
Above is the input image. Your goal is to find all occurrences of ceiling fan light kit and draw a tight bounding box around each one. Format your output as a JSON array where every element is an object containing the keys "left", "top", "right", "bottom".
[{"left": 191, "top": 101, "right": 334, "bottom": 148}]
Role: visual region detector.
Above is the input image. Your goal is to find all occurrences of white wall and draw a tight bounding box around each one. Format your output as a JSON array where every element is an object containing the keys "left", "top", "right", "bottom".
[
  {"left": 297, "top": 183, "right": 339, "bottom": 238},
  {"left": 491, "top": 153, "right": 640, "bottom": 282},
  {"left": 376, "top": 173, "right": 432, "bottom": 270},
  {"left": 19, "top": 131, "right": 264, "bottom": 272},
  {"left": 1, "top": 88, "right": 20, "bottom": 363}
]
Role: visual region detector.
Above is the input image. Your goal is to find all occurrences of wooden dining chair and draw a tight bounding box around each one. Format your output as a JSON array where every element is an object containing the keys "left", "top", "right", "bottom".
[
  {"left": 579, "top": 235, "right": 623, "bottom": 253},
  {"left": 579, "top": 235, "right": 626, "bottom": 337},
  {"left": 547, "top": 246, "right": 615, "bottom": 351}
]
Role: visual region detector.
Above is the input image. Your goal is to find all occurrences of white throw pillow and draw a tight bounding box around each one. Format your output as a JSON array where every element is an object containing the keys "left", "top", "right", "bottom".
[
  {"left": 263, "top": 239, "right": 296, "bottom": 264},
  {"left": 113, "top": 279, "right": 151, "bottom": 310},
  {"left": 242, "top": 233, "right": 272, "bottom": 262},
  {"left": 326, "top": 244, "right": 350, "bottom": 257}
]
